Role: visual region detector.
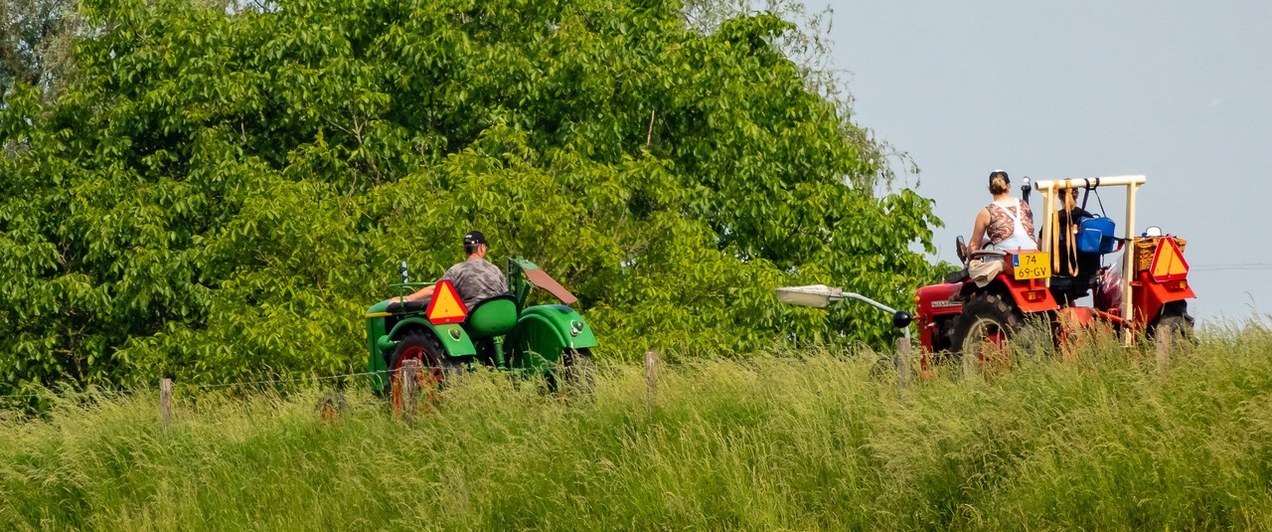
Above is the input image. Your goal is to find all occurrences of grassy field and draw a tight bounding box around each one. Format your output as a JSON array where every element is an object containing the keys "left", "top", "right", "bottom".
[{"left": 3, "top": 324, "right": 1272, "bottom": 530}]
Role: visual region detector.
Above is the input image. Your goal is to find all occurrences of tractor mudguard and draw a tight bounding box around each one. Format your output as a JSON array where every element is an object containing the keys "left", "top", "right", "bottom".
[
  {"left": 505, "top": 304, "right": 596, "bottom": 371},
  {"left": 364, "top": 300, "right": 478, "bottom": 394},
  {"left": 387, "top": 318, "right": 477, "bottom": 358},
  {"left": 1131, "top": 270, "right": 1196, "bottom": 325},
  {"left": 959, "top": 275, "right": 1059, "bottom": 315},
  {"left": 521, "top": 304, "right": 598, "bottom": 349}
]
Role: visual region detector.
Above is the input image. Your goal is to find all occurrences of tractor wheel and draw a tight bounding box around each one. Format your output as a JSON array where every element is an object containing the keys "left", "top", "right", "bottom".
[
  {"left": 952, "top": 292, "right": 1026, "bottom": 378},
  {"left": 1149, "top": 301, "right": 1196, "bottom": 344},
  {"left": 548, "top": 348, "right": 596, "bottom": 397},
  {"left": 388, "top": 331, "right": 462, "bottom": 413}
]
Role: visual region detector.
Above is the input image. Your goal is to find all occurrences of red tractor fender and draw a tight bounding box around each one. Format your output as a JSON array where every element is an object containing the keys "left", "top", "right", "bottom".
[
  {"left": 1131, "top": 270, "right": 1195, "bottom": 326},
  {"left": 913, "top": 257, "right": 1060, "bottom": 352},
  {"left": 958, "top": 274, "right": 1059, "bottom": 315},
  {"left": 955, "top": 251, "right": 1060, "bottom": 315}
]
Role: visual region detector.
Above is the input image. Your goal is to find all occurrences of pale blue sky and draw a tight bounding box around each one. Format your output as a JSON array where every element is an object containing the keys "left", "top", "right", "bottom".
[{"left": 805, "top": 0, "right": 1272, "bottom": 323}]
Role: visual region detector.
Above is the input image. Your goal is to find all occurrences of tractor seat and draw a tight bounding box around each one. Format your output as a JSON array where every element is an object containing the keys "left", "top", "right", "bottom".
[
  {"left": 969, "top": 249, "right": 1007, "bottom": 261},
  {"left": 1049, "top": 272, "right": 1096, "bottom": 306},
  {"left": 386, "top": 300, "right": 429, "bottom": 314},
  {"left": 463, "top": 293, "right": 518, "bottom": 339}
]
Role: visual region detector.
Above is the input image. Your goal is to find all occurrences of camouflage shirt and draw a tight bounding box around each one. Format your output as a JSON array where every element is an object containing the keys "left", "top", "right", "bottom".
[{"left": 440, "top": 258, "right": 509, "bottom": 309}]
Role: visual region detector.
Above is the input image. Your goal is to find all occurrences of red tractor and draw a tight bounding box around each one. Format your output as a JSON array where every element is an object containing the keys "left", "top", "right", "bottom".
[{"left": 913, "top": 175, "right": 1195, "bottom": 369}]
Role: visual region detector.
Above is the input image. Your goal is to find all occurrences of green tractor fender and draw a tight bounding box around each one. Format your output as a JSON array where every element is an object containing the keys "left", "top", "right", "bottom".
[
  {"left": 386, "top": 318, "right": 476, "bottom": 357},
  {"left": 365, "top": 300, "right": 476, "bottom": 394},
  {"left": 505, "top": 304, "right": 597, "bottom": 372}
]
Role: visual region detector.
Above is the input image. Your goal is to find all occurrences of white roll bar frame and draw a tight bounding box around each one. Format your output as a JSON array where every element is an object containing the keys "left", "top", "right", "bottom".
[{"left": 1033, "top": 175, "right": 1146, "bottom": 328}]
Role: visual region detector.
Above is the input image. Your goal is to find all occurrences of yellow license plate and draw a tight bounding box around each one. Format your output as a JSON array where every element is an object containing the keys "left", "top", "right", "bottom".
[{"left": 1013, "top": 251, "right": 1051, "bottom": 280}]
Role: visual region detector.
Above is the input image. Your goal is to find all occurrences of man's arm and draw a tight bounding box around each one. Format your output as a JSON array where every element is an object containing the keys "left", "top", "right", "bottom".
[
  {"left": 385, "top": 264, "right": 461, "bottom": 305},
  {"left": 380, "top": 283, "right": 434, "bottom": 307},
  {"left": 403, "top": 284, "right": 436, "bottom": 302}
]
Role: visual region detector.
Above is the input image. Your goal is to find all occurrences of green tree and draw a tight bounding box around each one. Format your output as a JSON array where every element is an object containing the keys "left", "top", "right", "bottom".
[
  {"left": 0, "top": 0, "right": 941, "bottom": 391},
  {"left": 1, "top": 0, "right": 81, "bottom": 99}
]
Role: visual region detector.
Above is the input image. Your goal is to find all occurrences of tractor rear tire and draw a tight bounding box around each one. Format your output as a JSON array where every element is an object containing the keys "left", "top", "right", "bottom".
[
  {"left": 1149, "top": 301, "right": 1196, "bottom": 344},
  {"left": 388, "top": 331, "right": 463, "bottom": 411},
  {"left": 953, "top": 292, "right": 1026, "bottom": 377}
]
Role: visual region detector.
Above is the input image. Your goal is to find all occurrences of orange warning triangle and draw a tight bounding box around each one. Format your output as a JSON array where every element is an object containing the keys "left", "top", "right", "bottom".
[
  {"left": 426, "top": 280, "right": 468, "bottom": 324},
  {"left": 1149, "top": 238, "right": 1189, "bottom": 282}
]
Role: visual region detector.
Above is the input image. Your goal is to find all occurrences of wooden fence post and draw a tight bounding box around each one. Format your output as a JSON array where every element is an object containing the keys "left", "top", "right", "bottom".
[
  {"left": 643, "top": 350, "right": 658, "bottom": 411},
  {"left": 317, "top": 391, "right": 347, "bottom": 423},
  {"left": 160, "top": 378, "right": 172, "bottom": 431},
  {"left": 401, "top": 359, "right": 420, "bottom": 419},
  {"left": 894, "top": 337, "right": 912, "bottom": 394},
  {"left": 1155, "top": 332, "right": 1171, "bottom": 375}
]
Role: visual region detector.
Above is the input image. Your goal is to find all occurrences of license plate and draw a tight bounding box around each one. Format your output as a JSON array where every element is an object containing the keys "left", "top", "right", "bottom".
[{"left": 1013, "top": 251, "right": 1051, "bottom": 280}]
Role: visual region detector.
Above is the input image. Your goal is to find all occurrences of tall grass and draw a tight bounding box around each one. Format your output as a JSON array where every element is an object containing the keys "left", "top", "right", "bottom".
[{"left": 3, "top": 324, "right": 1272, "bottom": 530}]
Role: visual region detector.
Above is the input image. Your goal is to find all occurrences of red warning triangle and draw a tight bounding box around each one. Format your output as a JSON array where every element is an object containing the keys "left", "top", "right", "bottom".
[
  {"left": 426, "top": 280, "right": 468, "bottom": 324},
  {"left": 1149, "top": 238, "right": 1189, "bottom": 282}
]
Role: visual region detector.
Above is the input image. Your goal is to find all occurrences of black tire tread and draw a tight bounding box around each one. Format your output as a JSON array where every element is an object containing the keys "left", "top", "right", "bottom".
[
  {"left": 952, "top": 292, "right": 1026, "bottom": 370},
  {"left": 387, "top": 331, "right": 462, "bottom": 395},
  {"left": 1149, "top": 301, "right": 1196, "bottom": 342},
  {"left": 548, "top": 348, "right": 596, "bottom": 396}
]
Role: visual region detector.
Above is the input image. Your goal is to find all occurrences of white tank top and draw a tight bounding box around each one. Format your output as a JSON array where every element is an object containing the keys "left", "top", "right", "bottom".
[{"left": 989, "top": 198, "right": 1038, "bottom": 251}]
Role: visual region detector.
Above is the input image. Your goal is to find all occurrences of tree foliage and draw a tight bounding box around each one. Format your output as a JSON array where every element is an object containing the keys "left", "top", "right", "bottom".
[
  {"left": 1, "top": 0, "right": 80, "bottom": 99},
  {"left": 0, "top": 0, "right": 942, "bottom": 391}
]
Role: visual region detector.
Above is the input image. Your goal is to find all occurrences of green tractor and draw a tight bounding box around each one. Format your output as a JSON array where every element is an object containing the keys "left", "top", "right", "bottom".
[{"left": 364, "top": 257, "right": 597, "bottom": 404}]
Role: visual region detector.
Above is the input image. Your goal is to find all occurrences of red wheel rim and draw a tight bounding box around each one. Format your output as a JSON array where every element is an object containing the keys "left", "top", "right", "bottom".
[
  {"left": 391, "top": 345, "right": 444, "bottom": 414},
  {"left": 970, "top": 321, "right": 1009, "bottom": 368}
]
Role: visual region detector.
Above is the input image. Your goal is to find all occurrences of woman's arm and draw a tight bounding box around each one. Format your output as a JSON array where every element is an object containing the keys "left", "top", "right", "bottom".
[{"left": 970, "top": 208, "right": 990, "bottom": 251}]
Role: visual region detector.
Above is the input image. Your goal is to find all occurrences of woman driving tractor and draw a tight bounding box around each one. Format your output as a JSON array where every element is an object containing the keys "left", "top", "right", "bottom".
[{"left": 969, "top": 169, "right": 1038, "bottom": 252}]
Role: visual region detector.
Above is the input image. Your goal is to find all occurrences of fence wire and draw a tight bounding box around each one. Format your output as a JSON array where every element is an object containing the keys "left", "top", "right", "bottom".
[
  {"left": 0, "top": 353, "right": 899, "bottom": 402},
  {"left": 0, "top": 369, "right": 401, "bottom": 401}
]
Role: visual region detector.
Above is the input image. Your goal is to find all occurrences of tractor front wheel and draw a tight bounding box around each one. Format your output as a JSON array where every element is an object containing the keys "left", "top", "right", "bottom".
[
  {"left": 548, "top": 348, "right": 596, "bottom": 396},
  {"left": 953, "top": 292, "right": 1026, "bottom": 377}
]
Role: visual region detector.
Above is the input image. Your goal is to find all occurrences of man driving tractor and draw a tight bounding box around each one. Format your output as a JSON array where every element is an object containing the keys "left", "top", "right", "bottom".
[
  {"left": 395, "top": 231, "right": 509, "bottom": 309},
  {"left": 364, "top": 231, "right": 598, "bottom": 400}
]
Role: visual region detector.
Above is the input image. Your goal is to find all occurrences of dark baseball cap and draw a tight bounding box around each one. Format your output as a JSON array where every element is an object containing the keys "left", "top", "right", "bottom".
[
  {"left": 463, "top": 231, "right": 487, "bottom": 246},
  {"left": 989, "top": 169, "right": 1009, "bottom": 184}
]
